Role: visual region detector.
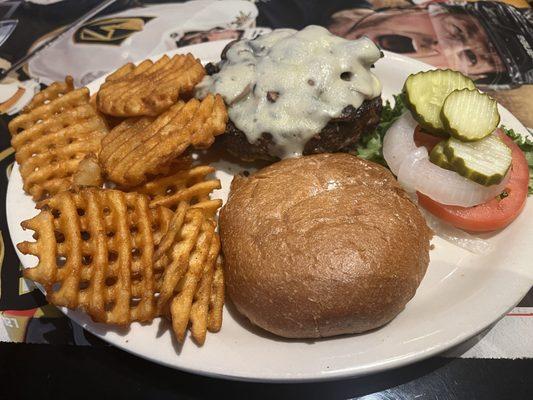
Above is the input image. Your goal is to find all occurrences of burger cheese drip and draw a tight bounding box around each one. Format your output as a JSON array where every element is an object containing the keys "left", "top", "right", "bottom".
[{"left": 196, "top": 25, "right": 382, "bottom": 159}]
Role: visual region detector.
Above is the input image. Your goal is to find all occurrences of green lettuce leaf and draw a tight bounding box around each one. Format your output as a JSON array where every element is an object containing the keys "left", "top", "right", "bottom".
[
  {"left": 356, "top": 93, "right": 407, "bottom": 166},
  {"left": 501, "top": 126, "right": 533, "bottom": 195}
]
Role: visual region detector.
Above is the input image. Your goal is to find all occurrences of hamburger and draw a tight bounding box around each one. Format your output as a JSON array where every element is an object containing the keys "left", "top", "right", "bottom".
[
  {"left": 196, "top": 25, "right": 383, "bottom": 161},
  {"left": 219, "top": 153, "right": 432, "bottom": 338}
]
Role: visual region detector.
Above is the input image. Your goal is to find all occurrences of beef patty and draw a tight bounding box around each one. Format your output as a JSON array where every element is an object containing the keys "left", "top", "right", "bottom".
[{"left": 205, "top": 61, "right": 383, "bottom": 162}]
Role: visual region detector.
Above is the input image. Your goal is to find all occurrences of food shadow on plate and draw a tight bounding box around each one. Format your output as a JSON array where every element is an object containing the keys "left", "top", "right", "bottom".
[
  {"left": 155, "top": 317, "right": 197, "bottom": 354},
  {"left": 70, "top": 311, "right": 193, "bottom": 339},
  {"left": 154, "top": 317, "right": 186, "bottom": 354},
  {"left": 66, "top": 310, "right": 132, "bottom": 337},
  {"left": 224, "top": 298, "right": 395, "bottom": 345},
  {"left": 151, "top": 300, "right": 294, "bottom": 354},
  {"left": 155, "top": 317, "right": 204, "bottom": 354}
]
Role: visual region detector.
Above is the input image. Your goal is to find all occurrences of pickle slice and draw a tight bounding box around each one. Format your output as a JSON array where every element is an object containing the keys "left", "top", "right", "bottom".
[
  {"left": 404, "top": 69, "right": 475, "bottom": 136},
  {"left": 442, "top": 89, "right": 500, "bottom": 142},
  {"left": 443, "top": 135, "right": 512, "bottom": 186},
  {"left": 429, "top": 141, "right": 454, "bottom": 171}
]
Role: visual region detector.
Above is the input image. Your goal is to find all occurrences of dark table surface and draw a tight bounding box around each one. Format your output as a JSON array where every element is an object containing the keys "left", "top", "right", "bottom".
[
  {"left": 1, "top": 1, "right": 532, "bottom": 399},
  {"left": 2, "top": 341, "right": 533, "bottom": 399}
]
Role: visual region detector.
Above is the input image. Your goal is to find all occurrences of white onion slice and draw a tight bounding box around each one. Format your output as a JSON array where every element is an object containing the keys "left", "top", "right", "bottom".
[
  {"left": 382, "top": 112, "right": 418, "bottom": 175},
  {"left": 383, "top": 112, "right": 508, "bottom": 207},
  {"left": 397, "top": 146, "right": 428, "bottom": 193}
]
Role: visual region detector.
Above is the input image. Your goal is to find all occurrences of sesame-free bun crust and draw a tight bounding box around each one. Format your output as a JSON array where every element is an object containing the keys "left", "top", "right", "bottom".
[{"left": 219, "top": 153, "right": 432, "bottom": 338}]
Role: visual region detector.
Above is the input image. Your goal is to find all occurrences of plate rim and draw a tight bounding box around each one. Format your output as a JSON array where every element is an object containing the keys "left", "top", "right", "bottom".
[{"left": 7, "top": 39, "right": 533, "bottom": 382}]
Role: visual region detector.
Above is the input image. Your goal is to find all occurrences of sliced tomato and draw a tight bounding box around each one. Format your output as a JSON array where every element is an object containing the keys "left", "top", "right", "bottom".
[
  {"left": 417, "top": 130, "right": 529, "bottom": 232},
  {"left": 413, "top": 126, "right": 442, "bottom": 152}
]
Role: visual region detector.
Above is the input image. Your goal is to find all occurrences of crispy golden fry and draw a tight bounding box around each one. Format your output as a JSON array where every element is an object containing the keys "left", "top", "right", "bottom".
[
  {"left": 130, "top": 165, "right": 222, "bottom": 217},
  {"left": 170, "top": 218, "right": 215, "bottom": 343},
  {"left": 9, "top": 87, "right": 108, "bottom": 201},
  {"left": 154, "top": 155, "right": 193, "bottom": 178},
  {"left": 154, "top": 204, "right": 204, "bottom": 314},
  {"left": 99, "top": 94, "right": 227, "bottom": 187},
  {"left": 207, "top": 256, "right": 224, "bottom": 333},
  {"left": 190, "top": 233, "right": 221, "bottom": 344},
  {"left": 96, "top": 54, "right": 205, "bottom": 117},
  {"left": 152, "top": 202, "right": 188, "bottom": 274},
  {"left": 23, "top": 188, "right": 224, "bottom": 342},
  {"left": 152, "top": 201, "right": 223, "bottom": 343},
  {"left": 90, "top": 92, "right": 124, "bottom": 129},
  {"left": 23, "top": 76, "right": 74, "bottom": 113},
  {"left": 18, "top": 188, "right": 173, "bottom": 324},
  {"left": 150, "top": 203, "right": 175, "bottom": 248}
]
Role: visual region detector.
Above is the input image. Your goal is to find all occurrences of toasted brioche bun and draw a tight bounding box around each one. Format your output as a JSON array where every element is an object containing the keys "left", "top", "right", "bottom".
[{"left": 219, "top": 153, "right": 432, "bottom": 338}]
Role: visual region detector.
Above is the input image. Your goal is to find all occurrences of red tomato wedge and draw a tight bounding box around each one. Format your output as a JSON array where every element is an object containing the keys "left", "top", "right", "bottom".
[{"left": 417, "top": 130, "right": 529, "bottom": 232}]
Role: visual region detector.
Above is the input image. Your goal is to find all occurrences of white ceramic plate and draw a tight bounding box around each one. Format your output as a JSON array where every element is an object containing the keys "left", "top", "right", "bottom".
[{"left": 7, "top": 40, "right": 533, "bottom": 382}]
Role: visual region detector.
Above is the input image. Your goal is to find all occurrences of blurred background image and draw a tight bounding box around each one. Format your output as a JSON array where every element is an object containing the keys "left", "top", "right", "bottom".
[{"left": 328, "top": 0, "right": 533, "bottom": 126}]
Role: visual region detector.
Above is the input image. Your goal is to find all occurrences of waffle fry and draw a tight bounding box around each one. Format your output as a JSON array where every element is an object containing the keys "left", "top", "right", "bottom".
[
  {"left": 154, "top": 204, "right": 204, "bottom": 313},
  {"left": 12, "top": 68, "right": 227, "bottom": 345},
  {"left": 89, "top": 93, "right": 124, "bottom": 130},
  {"left": 9, "top": 86, "right": 108, "bottom": 201},
  {"left": 130, "top": 165, "right": 222, "bottom": 217},
  {"left": 190, "top": 233, "right": 221, "bottom": 344},
  {"left": 151, "top": 200, "right": 223, "bottom": 344},
  {"left": 18, "top": 188, "right": 173, "bottom": 324},
  {"left": 153, "top": 155, "right": 193, "bottom": 178},
  {"left": 23, "top": 76, "right": 74, "bottom": 113},
  {"left": 99, "top": 94, "right": 227, "bottom": 187},
  {"left": 207, "top": 256, "right": 224, "bottom": 333},
  {"left": 96, "top": 54, "right": 205, "bottom": 117},
  {"left": 170, "top": 218, "right": 215, "bottom": 343}
]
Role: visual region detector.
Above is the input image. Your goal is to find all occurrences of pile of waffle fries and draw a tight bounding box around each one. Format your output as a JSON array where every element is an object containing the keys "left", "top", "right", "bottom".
[{"left": 9, "top": 53, "right": 228, "bottom": 345}]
